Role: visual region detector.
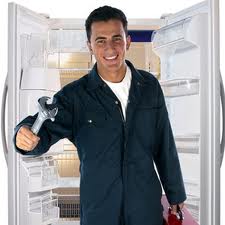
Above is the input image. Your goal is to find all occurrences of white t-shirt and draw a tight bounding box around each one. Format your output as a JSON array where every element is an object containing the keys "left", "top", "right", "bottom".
[{"left": 99, "top": 65, "right": 132, "bottom": 120}]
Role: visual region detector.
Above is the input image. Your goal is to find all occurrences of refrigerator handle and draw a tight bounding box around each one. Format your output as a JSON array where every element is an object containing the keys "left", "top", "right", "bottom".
[
  {"left": 1, "top": 74, "right": 8, "bottom": 165},
  {"left": 220, "top": 71, "right": 225, "bottom": 167}
]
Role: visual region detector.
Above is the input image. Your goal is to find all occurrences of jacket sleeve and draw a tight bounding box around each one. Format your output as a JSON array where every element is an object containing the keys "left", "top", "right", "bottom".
[
  {"left": 153, "top": 79, "right": 187, "bottom": 205},
  {"left": 13, "top": 86, "right": 76, "bottom": 156}
]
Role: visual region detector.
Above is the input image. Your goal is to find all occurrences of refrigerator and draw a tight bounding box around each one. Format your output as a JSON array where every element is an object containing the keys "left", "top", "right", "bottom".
[{"left": 1, "top": 0, "right": 224, "bottom": 225}]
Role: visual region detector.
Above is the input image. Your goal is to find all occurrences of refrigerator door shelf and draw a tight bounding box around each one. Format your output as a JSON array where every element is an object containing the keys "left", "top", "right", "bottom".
[
  {"left": 20, "top": 68, "right": 61, "bottom": 91},
  {"left": 20, "top": 33, "right": 48, "bottom": 68},
  {"left": 22, "top": 157, "right": 59, "bottom": 192},
  {"left": 152, "top": 17, "right": 197, "bottom": 53},
  {"left": 160, "top": 78, "right": 199, "bottom": 98},
  {"left": 174, "top": 133, "right": 200, "bottom": 154},
  {"left": 29, "top": 198, "right": 59, "bottom": 225}
]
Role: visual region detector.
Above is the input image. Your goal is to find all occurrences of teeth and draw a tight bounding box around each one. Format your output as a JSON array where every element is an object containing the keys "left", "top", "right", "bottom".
[{"left": 105, "top": 55, "right": 117, "bottom": 60}]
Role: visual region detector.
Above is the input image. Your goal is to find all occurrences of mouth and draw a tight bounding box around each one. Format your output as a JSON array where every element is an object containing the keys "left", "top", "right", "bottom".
[{"left": 104, "top": 55, "right": 118, "bottom": 61}]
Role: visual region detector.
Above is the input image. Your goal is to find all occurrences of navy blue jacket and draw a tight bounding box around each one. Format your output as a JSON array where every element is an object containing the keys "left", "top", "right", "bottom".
[{"left": 14, "top": 60, "right": 186, "bottom": 225}]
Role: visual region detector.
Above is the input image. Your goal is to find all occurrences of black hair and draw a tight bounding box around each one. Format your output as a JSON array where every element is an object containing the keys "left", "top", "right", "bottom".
[{"left": 85, "top": 5, "right": 128, "bottom": 42}]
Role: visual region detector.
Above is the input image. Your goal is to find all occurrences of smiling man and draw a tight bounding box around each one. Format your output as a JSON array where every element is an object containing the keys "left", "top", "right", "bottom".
[{"left": 14, "top": 5, "right": 186, "bottom": 225}]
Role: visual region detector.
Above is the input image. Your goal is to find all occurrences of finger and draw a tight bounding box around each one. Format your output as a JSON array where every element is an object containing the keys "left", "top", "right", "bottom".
[
  {"left": 18, "top": 134, "right": 34, "bottom": 146},
  {"left": 16, "top": 140, "right": 33, "bottom": 151},
  {"left": 22, "top": 134, "right": 39, "bottom": 146},
  {"left": 17, "top": 138, "right": 38, "bottom": 150},
  {"left": 178, "top": 203, "right": 184, "bottom": 209},
  {"left": 19, "top": 127, "right": 40, "bottom": 142},
  {"left": 170, "top": 205, "right": 177, "bottom": 214}
]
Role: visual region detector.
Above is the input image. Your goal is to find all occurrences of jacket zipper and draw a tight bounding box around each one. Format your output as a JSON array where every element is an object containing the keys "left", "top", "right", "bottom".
[{"left": 115, "top": 100, "right": 127, "bottom": 224}]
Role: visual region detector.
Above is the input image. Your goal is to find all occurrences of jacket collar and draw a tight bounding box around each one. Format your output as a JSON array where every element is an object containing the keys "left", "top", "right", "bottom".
[{"left": 87, "top": 60, "right": 147, "bottom": 91}]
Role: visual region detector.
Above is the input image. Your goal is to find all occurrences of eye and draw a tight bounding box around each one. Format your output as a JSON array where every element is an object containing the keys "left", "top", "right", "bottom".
[
  {"left": 113, "top": 37, "right": 123, "bottom": 43},
  {"left": 96, "top": 39, "right": 106, "bottom": 45}
]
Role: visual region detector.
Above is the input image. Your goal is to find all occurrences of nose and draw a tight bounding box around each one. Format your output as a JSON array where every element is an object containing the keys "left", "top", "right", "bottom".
[{"left": 105, "top": 40, "right": 116, "bottom": 51}]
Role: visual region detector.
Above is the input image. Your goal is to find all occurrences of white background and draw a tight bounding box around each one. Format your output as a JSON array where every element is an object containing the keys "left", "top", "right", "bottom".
[{"left": 0, "top": 0, "right": 224, "bottom": 224}]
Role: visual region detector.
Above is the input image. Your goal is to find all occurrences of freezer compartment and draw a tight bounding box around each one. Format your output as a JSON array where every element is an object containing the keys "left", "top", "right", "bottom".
[
  {"left": 160, "top": 77, "right": 199, "bottom": 97},
  {"left": 174, "top": 133, "right": 200, "bottom": 154},
  {"left": 21, "top": 157, "right": 58, "bottom": 192},
  {"left": 28, "top": 191, "right": 59, "bottom": 225}
]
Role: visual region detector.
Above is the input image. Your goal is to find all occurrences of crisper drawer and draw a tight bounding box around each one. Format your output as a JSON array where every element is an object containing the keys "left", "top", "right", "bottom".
[
  {"left": 28, "top": 192, "right": 59, "bottom": 225},
  {"left": 22, "top": 157, "right": 58, "bottom": 192}
]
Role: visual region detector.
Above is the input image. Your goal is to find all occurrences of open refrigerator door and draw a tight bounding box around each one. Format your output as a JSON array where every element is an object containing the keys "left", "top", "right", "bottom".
[
  {"left": 152, "top": 1, "right": 223, "bottom": 225},
  {"left": 7, "top": 3, "right": 60, "bottom": 225}
]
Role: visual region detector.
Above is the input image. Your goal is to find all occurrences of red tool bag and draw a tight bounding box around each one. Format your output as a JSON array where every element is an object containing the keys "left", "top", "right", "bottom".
[{"left": 161, "top": 196, "right": 198, "bottom": 225}]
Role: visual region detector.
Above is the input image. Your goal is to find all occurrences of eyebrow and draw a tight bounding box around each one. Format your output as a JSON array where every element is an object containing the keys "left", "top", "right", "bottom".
[{"left": 95, "top": 34, "right": 123, "bottom": 42}]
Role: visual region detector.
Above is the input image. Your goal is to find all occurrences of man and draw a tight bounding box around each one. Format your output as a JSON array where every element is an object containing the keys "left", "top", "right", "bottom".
[{"left": 14, "top": 6, "right": 186, "bottom": 225}]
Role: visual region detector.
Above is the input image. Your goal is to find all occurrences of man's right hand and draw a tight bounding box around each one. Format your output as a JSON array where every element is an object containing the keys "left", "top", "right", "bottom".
[{"left": 16, "top": 126, "right": 40, "bottom": 152}]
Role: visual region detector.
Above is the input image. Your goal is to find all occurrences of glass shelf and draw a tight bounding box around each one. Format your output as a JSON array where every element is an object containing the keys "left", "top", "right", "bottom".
[
  {"left": 160, "top": 77, "right": 199, "bottom": 97},
  {"left": 174, "top": 133, "right": 200, "bottom": 154},
  {"left": 58, "top": 177, "right": 80, "bottom": 188}
]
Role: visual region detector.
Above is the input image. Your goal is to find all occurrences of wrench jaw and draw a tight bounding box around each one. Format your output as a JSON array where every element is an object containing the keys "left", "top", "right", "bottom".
[
  {"left": 49, "top": 108, "right": 58, "bottom": 122},
  {"left": 31, "top": 96, "right": 58, "bottom": 135}
]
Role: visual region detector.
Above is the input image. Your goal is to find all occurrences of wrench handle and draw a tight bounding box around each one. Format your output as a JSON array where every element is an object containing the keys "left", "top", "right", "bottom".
[{"left": 31, "top": 115, "right": 44, "bottom": 135}]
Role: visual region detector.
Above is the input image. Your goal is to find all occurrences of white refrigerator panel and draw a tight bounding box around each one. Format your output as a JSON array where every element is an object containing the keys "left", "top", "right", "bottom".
[{"left": 8, "top": 3, "right": 60, "bottom": 225}]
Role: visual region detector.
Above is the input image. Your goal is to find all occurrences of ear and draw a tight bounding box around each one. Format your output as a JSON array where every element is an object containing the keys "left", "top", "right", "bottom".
[
  {"left": 126, "top": 35, "right": 131, "bottom": 50},
  {"left": 87, "top": 41, "right": 93, "bottom": 54}
]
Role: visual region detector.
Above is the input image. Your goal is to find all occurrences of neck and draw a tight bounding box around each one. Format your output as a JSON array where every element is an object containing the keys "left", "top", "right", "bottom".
[{"left": 97, "top": 63, "right": 127, "bottom": 83}]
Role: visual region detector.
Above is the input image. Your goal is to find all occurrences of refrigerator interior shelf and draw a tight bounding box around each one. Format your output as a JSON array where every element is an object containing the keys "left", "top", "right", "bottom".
[
  {"left": 22, "top": 157, "right": 59, "bottom": 192},
  {"left": 58, "top": 177, "right": 80, "bottom": 188},
  {"left": 55, "top": 221, "right": 80, "bottom": 225},
  {"left": 160, "top": 77, "right": 199, "bottom": 97},
  {"left": 59, "top": 68, "right": 91, "bottom": 71},
  {"left": 174, "top": 133, "right": 200, "bottom": 154},
  {"left": 29, "top": 192, "right": 59, "bottom": 225}
]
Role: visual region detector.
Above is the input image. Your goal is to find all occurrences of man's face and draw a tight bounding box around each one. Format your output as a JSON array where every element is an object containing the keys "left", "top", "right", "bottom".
[{"left": 87, "top": 19, "right": 131, "bottom": 76}]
